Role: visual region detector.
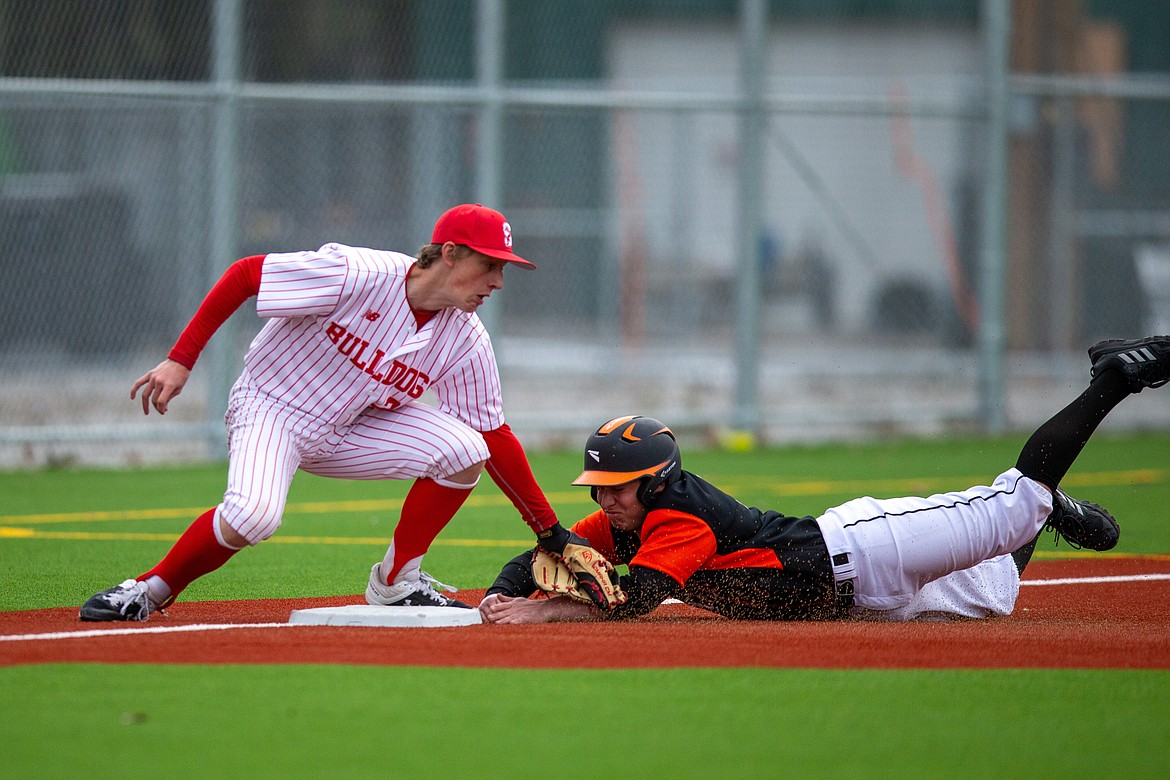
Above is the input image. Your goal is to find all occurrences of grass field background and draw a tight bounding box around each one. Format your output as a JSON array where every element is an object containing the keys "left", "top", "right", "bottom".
[{"left": 2, "top": 431, "right": 1169, "bottom": 778}]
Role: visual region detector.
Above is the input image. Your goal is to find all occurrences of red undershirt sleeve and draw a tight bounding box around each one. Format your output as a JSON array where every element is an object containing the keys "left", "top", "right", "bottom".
[
  {"left": 482, "top": 424, "right": 559, "bottom": 534},
  {"left": 167, "top": 255, "right": 265, "bottom": 370}
]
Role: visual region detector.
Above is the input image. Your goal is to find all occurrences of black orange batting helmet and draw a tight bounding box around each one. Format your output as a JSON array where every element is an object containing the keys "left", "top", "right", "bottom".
[{"left": 572, "top": 415, "right": 682, "bottom": 506}]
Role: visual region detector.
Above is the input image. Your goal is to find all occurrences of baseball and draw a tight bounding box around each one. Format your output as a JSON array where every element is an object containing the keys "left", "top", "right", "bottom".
[{"left": 721, "top": 429, "right": 756, "bottom": 452}]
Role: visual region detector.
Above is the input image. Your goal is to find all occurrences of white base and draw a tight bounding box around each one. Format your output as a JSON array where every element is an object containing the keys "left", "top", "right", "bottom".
[{"left": 288, "top": 604, "right": 482, "bottom": 628}]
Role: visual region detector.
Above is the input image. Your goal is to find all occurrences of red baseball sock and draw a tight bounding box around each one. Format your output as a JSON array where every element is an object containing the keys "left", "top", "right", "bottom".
[
  {"left": 381, "top": 478, "right": 474, "bottom": 583},
  {"left": 139, "top": 508, "right": 241, "bottom": 604}
]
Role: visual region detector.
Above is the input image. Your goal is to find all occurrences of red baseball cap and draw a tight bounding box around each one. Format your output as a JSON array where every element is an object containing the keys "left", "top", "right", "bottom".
[{"left": 430, "top": 203, "right": 534, "bottom": 269}]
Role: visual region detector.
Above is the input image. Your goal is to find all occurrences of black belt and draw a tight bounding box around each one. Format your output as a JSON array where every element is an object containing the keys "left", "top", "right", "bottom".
[{"left": 832, "top": 552, "right": 855, "bottom": 610}]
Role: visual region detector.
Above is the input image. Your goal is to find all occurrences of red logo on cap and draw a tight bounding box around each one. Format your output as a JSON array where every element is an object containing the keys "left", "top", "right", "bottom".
[{"left": 430, "top": 203, "right": 533, "bottom": 268}]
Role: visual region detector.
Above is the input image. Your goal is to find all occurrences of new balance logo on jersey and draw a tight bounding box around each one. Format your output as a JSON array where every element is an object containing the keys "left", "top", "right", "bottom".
[
  {"left": 325, "top": 321, "right": 431, "bottom": 399},
  {"left": 363, "top": 310, "right": 381, "bottom": 321}
]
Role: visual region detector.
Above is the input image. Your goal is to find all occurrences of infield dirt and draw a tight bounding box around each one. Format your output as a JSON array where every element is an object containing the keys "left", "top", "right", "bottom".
[{"left": 3, "top": 558, "right": 1168, "bottom": 669}]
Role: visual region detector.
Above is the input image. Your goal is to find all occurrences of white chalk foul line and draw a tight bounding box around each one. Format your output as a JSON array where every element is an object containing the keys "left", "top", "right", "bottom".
[
  {"left": 0, "top": 622, "right": 294, "bottom": 642},
  {"left": 1021, "top": 573, "right": 1170, "bottom": 587},
  {"left": 3, "top": 573, "right": 1169, "bottom": 643}
]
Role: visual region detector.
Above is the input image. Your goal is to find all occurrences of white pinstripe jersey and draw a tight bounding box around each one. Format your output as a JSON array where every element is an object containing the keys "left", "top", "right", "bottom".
[{"left": 239, "top": 243, "right": 505, "bottom": 432}]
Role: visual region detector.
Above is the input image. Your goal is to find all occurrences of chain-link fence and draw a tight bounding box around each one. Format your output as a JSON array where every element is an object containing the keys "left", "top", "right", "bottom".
[{"left": 1, "top": 0, "right": 1168, "bottom": 468}]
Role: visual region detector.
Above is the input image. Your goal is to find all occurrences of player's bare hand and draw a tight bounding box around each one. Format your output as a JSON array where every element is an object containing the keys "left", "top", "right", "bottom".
[
  {"left": 479, "top": 593, "right": 598, "bottom": 624},
  {"left": 477, "top": 592, "right": 505, "bottom": 623},
  {"left": 479, "top": 594, "right": 551, "bottom": 624},
  {"left": 130, "top": 359, "right": 191, "bottom": 416}
]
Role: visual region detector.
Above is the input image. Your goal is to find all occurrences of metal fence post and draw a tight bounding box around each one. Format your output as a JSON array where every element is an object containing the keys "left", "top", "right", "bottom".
[
  {"left": 979, "top": 0, "right": 1011, "bottom": 432},
  {"left": 733, "top": 0, "right": 767, "bottom": 436},
  {"left": 476, "top": 0, "right": 505, "bottom": 337},
  {"left": 204, "top": 0, "right": 243, "bottom": 456}
]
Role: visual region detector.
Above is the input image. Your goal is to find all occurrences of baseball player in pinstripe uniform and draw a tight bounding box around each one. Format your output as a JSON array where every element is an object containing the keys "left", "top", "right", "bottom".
[
  {"left": 481, "top": 336, "right": 1170, "bottom": 623},
  {"left": 81, "top": 203, "right": 618, "bottom": 621}
]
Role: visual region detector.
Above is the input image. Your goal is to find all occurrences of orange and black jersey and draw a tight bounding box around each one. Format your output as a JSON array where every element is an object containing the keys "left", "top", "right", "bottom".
[{"left": 488, "top": 470, "right": 843, "bottom": 620}]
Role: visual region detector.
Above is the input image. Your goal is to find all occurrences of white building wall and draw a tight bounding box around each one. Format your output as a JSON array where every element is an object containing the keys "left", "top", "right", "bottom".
[{"left": 608, "top": 21, "right": 982, "bottom": 331}]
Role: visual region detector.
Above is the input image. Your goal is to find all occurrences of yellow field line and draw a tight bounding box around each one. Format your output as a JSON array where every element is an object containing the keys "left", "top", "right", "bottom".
[
  {"left": 2, "top": 525, "right": 1168, "bottom": 561},
  {"left": 0, "top": 526, "right": 530, "bottom": 547},
  {"left": 1032, "top": 550, "right": 1170, "bottom": 561},
  {"left": 0, "top": 468, "right": 1163, "bottom": 527},
  {"left": 0, "top": 490, "right": 588, "bottom": 526},
  {"left": 717, "top": 469, "right": 1166, "bottom": 498}
]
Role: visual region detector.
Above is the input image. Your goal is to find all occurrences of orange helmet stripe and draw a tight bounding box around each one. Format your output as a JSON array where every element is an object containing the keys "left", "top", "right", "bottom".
[{"left": 597, "top": 415, "right": 639, "bottom": 435}]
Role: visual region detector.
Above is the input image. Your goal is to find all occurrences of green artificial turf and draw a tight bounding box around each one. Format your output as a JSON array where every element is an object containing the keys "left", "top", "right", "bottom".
[
  {"left": 1, "top": 431, "right": 1167, "bottom": 610},
  {"left": 2, "top": 433, "right": 1168, "bottom": 780},
  {"left": 1, "top": 665, "right": 1166, "bottom": 779}
]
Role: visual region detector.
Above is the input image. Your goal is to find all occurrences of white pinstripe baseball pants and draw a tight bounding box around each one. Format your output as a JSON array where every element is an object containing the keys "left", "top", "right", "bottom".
[{"left": 216, "top": 390, "right": 489, "bottom": 545}]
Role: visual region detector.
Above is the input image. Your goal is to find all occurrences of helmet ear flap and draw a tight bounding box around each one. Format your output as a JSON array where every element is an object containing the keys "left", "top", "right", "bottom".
[
  {"left": 636, "top": 476, "right": 658, "bottom": 507},
  {"left": 590, "top": 486, "right": 599, "bottom": 503}
]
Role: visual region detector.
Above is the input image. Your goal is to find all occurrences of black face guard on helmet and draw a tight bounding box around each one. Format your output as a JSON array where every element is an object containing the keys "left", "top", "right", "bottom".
[{"left": 571, "top": 415, "right": 682, "bottom": 506}]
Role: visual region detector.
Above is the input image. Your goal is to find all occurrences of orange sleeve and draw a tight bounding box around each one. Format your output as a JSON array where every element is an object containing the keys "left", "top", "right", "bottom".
[
  {"left": 569, "top": 510, "right": 619, "bottom": 560},
  {"left": 628, "top": 509, "right": 718, "bottom": 586}
]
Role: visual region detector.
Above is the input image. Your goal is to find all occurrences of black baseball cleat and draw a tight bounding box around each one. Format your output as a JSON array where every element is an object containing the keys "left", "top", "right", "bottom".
[
  {"left": 365, "top": 564, "right": 473, "bottom": 608},
  {"left": 1044, "top": 488, "right": 1119, "bottom": 552},
  {"left": 79, "top": 579, "right": 155, "bottom": 622},
  {"left": 1088, "top": 336, "right": 1170, "bottom": 393}
]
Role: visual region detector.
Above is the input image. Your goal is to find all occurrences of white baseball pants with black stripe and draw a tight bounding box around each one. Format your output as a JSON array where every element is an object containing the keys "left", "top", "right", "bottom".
[{"left": 815, "top": 468, "right": 1052, "bottom": 621}]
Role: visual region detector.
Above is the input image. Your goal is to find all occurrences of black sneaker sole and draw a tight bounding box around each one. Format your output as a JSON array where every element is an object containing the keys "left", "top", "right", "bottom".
[
  {"left": 1049, "top": 499, "right": 1120, "bottom": 552},
  {"left": 79, "top": 604, "right": 130, "bottom": 621},
  {"left": 1089, "top": 337, "right": 1170, "bottom": 390},
  {"left": 392, "top": 597, "right": 473, "bottom": 609}
]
